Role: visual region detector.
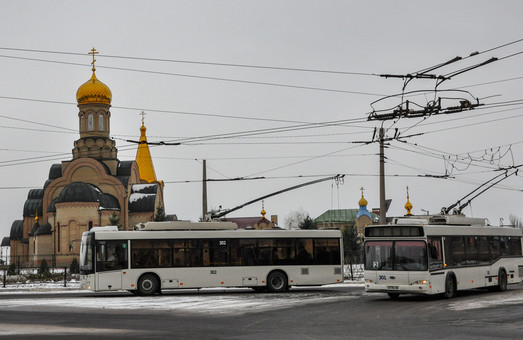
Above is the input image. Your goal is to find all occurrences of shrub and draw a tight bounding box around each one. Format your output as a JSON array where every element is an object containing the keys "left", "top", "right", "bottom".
[
  {"left": 70, "top": 258, "right": 80, "bottom": 274},
  {"left": 38, "top": 259, "right": 50, "bottom": 275}
]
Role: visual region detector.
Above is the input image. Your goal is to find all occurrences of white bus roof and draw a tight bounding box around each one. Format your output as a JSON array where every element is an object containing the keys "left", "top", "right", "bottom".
[
  {"left": 90, "top": 228, "right": 342, "bottom": 241},
  {"left": 392, "top": 215, "right": 487, "bottom": 226},
  {"left": 134, "top": 221, "right": 239, "bottom": 231}
]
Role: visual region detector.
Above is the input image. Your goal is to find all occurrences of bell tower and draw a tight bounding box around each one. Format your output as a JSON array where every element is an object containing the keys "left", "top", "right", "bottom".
[{"left": 68, "top": 48, "right": 119, "bottom": 174}]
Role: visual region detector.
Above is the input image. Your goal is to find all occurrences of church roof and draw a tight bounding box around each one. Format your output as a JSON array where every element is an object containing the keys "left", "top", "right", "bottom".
[
  {"left": 76, "top": 70, "right": 112, "bottom": 105},
  {"left": 135, "top": 120, "right": 158, "bottom": 183},
  {"left": 9, "top": 220, "right": 23, "bottom": 240},
  {"left": 1, "top": 237, "right": 9, "bottom": 247},
  {"left": 34, "top": 223, "right": 52, "bottom": 236},
  {"left": 315, "top": 209, "right": 359, "bottom": 223},
  {"left": 49, "top": 163, "right": 62, "bottom": 180},
  {"left": 47, "top": 182, "right": 120, "bottom": 212},
  {"left": 129, "top": 183, "right": 158, "bottom": 212},
  {"left": 23, "top": 198, "right": 43, "bottom": 218}
]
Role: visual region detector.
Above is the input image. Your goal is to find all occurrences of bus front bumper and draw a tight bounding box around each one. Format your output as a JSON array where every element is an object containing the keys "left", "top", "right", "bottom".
[
  {"left": 365, "top": 282, "right": 432, "bottom": 295},
  {"left": 80, "top": 275, "right": 94, "bottom": 291}
]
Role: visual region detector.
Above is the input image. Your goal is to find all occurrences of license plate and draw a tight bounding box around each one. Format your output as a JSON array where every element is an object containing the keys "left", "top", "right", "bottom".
[{"left": 387, "top": 286, "right": 399, "bottom": 290}]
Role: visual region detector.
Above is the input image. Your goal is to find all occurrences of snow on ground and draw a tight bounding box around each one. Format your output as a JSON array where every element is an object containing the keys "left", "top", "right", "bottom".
[
  {"left": 448, "top": 293, "right": 523, "bottom": 311},
  {"left": 0, "top": 282, "right": 363, "bottom": 315}
]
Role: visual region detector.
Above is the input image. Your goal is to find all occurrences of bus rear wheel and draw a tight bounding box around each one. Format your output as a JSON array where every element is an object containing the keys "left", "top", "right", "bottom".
[
  {"left": 138, "top": 274, "right": 159, "bottom": 296},
  {"left": 267, "top": 271, "right": 288, "bottom": 292},
  {"left": 444, "top": 274, "right": 456, "bottom": 299}
]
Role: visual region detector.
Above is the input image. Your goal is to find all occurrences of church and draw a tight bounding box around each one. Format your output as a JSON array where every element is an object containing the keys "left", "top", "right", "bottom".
[{"left": 9, "top": 50, "right": 165, "bottom": 267}]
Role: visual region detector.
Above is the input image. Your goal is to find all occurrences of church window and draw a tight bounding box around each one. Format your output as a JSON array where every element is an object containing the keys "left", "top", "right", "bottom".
[
  {"left": 88, "top": 113, "right": 94, "bottom": 131},
  {"left": 98, "top": 114, "right": 104, "bottom": 131}
]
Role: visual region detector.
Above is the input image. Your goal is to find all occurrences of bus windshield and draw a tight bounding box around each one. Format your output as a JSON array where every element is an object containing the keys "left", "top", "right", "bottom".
[
  {"left": 80, "top": 232, "right": 94, "bottom": 274},
  {"left": 365, "top": 240, "right": 427, "bottom": 271}
]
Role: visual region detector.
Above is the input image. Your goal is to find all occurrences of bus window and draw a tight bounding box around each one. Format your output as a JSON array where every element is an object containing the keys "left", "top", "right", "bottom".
[
  {"left": 446, "top": 236, "right": 465, "bottom": 267},
  {"left": 500, "top": 237, "right": 508, "bottom": 256},
  {"left": 489, "top": 237, "right": 501, "bottom": 261},
  {"left": 428, "top": 237, "right": 443, "bottom": 270},
  {"left": 239, "top": 239, "right": 258, "bottom": 266},
  {"left": 507, "top": 237, "right": 522, "bottom": 256},
  {"left": 365, "top": 241, "right": 393, "bottom": 270},
  {"left": 394, "top": 241, "right": 427, "bottom": 271},
  {"left": 258, "top": 239, "right": 275, "bottom": 265},
  {"left": 202, "top": 240, "right": 229, "bottom": 266},
  {"left": 314, "top": 239, "right": 340, "bottom": 265},
  {"left": 478, "top": 237, "right": 490, "bottom": 265},
  {"left": 465, "top": 237, "right": 479, "bottom": 265},
  {"left": 274, "top": 239, "right": 296, "bottom": 265},
  {"left": 297, "top": 239, "right": 313, "bottom": 265},
  {"left": 96, "top": 240, "right": 128, "bottom": 272}
]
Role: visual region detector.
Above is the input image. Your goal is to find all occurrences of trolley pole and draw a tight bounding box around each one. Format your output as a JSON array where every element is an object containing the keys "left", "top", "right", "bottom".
[
  {"left": 202, "top": 159, "right": 208, "bottom": 220},
  {"left": 379, "top": 127, "right": 387, "bottom": 224}
]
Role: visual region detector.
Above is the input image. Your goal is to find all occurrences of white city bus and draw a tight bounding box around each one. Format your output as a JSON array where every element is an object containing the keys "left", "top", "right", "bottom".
[
  {"left": 364, "top": 215, "right": 523, "bottom": 299},
  {"left": 80, "top": 221, "right": 343, "bottom": 295}
]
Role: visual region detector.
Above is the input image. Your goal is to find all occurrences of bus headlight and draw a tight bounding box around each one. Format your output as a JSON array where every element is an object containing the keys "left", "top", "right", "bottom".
[
  {"left": 365, "top": 279, "right": 374, "bottom": 283},
  {"left": 412, "top": 280, "right": 427, "bottom": 285}
]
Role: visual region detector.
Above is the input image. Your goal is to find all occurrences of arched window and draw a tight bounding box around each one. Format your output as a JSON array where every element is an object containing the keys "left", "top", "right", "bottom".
[
  {"left": 88, "top": 114, "right": 94, "bottom": 131},
  {"left": 98, "top": 114, "right": 104, "bottom": 131},
  {"left": 80, "top": 113, "right": 84, "bottom": 132}
]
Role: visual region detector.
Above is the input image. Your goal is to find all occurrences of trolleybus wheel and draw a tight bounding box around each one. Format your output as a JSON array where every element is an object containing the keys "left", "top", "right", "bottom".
[
  {"left": 444, "top": 274, "right": 456, "bottom": 299},
  {"left": 267, "top": 271, "right": 288, "bottom": 292},
  {"left": 497, "top": 269, "right": 508, "bottom": 292},
  {"left": 138, "top": 274, "right": 159, "bottom": 296}
]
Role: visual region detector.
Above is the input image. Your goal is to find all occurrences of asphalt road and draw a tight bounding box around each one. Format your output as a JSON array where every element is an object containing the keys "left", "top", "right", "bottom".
[{"left": 0, "top": 283, "right": 522, "bottom": 339}]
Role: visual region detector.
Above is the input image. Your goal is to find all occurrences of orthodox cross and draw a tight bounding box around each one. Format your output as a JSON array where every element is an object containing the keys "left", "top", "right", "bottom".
[
  {"left": 140, "top": 111, "right": 146, "bottom": 123},
  {"left": 89, "top": 48, "right": 99, "bottom": 72},
  {"left": 360, "top": 186, "right": 365, "bottom": 198}
]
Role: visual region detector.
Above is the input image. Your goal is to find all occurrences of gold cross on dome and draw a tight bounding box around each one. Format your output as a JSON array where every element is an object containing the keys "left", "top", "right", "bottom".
[
  {"left": 89, "top": 48, "right": 99, "bottom": 71},
  {"left": 140, "top": 111, "right": 146, "bottom": 123},
  {"left": 360, "top": 187, "right": 364, "bottom": 197}
]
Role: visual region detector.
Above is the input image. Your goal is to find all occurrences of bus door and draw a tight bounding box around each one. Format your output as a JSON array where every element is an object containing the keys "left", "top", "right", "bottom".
[{"left": 95, "top": 240, "right": 129, "bottom": 291}]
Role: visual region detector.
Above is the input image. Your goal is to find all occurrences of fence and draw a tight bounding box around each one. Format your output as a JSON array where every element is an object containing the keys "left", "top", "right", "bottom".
[
  {"left": 1, "top": 254, "right": 80, "bottom": 288},
  {"left": 344, "top": 263, "right": 364, "bottom": 281}
]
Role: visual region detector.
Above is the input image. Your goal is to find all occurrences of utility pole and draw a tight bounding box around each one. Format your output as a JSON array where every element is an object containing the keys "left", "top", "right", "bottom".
[
  {"left": 202, "top": 159, "right": 208, "bottom": 220},
  {"left": 379, "top": 127, "right": 387, "bottom": 224}
]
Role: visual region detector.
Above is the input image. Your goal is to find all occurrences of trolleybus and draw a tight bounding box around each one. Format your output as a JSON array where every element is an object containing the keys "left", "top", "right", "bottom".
[
  {"left": 80, "top": 221, "right": 343, "bottom": 295},
  {"left": 364, "top": 215, "right": 523, "bottom": 299}
]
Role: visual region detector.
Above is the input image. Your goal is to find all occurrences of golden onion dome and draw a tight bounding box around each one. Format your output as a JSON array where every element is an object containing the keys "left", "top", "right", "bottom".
[
  {"left": 76, "top": 71, "right": 112, "bottom": 105},
  {"left": 358, "top": 196, "right": 368, "bottom": 207}
]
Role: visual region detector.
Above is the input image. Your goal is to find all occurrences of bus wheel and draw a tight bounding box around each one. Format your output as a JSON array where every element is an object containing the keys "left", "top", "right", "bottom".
[
  {"left": 444, "top": 274, "right": 456, "bottom": 299},
  {"left": 267, "top": 271, "right": 288, "bottom": 292},
  {"left": 497, "top": 269, "right": 508, "bottom": 292},
  {"left": 138, "top": 274, "right": 159, "bottom": 296},
  {"left": 387, "top": 293, "right": 400, "bottom": 299}
]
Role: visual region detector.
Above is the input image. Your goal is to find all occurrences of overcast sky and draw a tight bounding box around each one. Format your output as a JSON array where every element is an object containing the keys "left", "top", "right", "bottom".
[{"left": 0, "top": 1, "right": 522, "bottom": 237}]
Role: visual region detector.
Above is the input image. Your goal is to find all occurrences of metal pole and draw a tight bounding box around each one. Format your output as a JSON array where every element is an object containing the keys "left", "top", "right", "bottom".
[
  {"left": 202, "top": 159, "right": 208, "bottom": 220},
  {"left": 379, "top": 127, "right": 387, "bottom": 224},
  {"left": 64, "top": 267, "right": 67, "bottom": 287}
]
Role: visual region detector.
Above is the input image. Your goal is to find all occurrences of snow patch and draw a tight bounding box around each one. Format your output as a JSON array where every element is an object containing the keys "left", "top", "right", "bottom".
[{"left": 129, "top": 193, "right": 155, "bottom": 203}]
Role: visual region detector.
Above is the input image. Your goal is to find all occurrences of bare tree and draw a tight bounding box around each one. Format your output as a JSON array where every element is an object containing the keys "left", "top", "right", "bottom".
[
  {"left": 509, "top": 214, "right": 522, "bottom": 229},
  {"left": 284, "top": 208, "right": 309, "bottom": 229}
]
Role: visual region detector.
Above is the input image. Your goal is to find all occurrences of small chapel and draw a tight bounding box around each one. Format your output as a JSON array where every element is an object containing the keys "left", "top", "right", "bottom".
[{"left": 9, "top": 49, "right": 165, "bottom": 267}]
